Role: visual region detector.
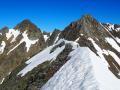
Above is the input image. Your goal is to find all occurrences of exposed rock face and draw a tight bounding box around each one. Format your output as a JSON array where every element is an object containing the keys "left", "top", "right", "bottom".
[
  {"left": 0, "top": 15, "right": 120, "bottom": 90},
  {"left": 46, "top": 29, "right": 61, "bottom": 46},
  {"left": 43, "top": 31, "right": 50, "bottom": 37},
  {"left": 0, "top": 20, "right": 45, "bottom": 83},
  {"left": 60, "top": 15, "right": 110, "bottom": 40}
]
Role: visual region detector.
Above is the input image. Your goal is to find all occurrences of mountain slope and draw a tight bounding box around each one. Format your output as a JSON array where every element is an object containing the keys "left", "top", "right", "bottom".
[
  {"left": 0, "top": 20, "right": 45, "bottom": 84},
  {"left": 0, "top": 15, "right": 120, "bottom": 90},
  {"left": 41, "top": 44, "right": 120, "bottom": 90}
]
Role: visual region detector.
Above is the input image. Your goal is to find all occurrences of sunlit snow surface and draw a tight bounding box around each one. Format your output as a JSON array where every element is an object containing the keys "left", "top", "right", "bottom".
[
  {"left": 105, "top": 37, "right": 120, "bottom": 52},
  {"left": 43, "top": 35, "right": 49, "bottom": 42},
  {"left": 0, "top": 78, "right": 5, "bottom": 84},
  {"left": 17, "top": 38, "right": 120, "bottom": 90},
  {"left": 116, "top": 37, "right": 120, "bottom": 44},
  {"left": 17, "top": 39, "right": 66, "bottom": 76},
  {"left": 6, "top": 29, "right": 20, "bottom": 42},
  {"left": 7, "top": 30, "right": 38, "bottom": 54},
  {"left": 41, "top": 47, "right": 99, "bottom": 90},
  {"left": 17, "top": 39, "right": 79, "bottom": 76},
  {"left": 41, "top": 44, "right": 120, "bottom": 90},
  {"left": 0, "top": 41, "right": 6, "bottom": 54}
]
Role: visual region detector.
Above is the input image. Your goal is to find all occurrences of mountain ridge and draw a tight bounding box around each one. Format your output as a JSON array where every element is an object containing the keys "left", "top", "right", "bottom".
[{"left": 0, "top": 14, "right": 120, "bottom": 90}]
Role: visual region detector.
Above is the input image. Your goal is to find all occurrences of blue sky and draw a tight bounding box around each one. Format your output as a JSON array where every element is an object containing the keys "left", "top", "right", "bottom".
[{"left": 0, "top": 0, "right": 120, "bottom": 32}]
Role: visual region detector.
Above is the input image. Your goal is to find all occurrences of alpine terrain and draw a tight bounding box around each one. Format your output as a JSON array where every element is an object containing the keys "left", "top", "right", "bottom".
[{"left": 0, "top": 15, "right": 120, "bottom": 90}]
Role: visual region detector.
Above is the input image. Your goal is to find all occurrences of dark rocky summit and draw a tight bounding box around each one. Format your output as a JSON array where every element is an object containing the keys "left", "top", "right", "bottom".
[{"left": 0, "top": 19, "right": 45, "bottom": 84}]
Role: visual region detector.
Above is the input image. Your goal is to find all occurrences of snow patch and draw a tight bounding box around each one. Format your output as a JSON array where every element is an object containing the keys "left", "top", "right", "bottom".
[
  {"left": 108, "top": 24, "right": 114, "bottom": 30},
  {"left": 75, "top": 38, "right": 80, "bottom": 42},
  {"left": 116, "top": 27, "right": 120, "bottom": 32},
  {"left": 8, "top": 72, "right": 11, "bottom": 75},
  {"left": 88, "top": 38, "right": 109, "bottom": 66},
  {"left": 54, "top": 33, "right": 60, "bottom": 44},
  {"left": 80, "top": 34, "right": 84, "bottom": 36},
  {"left": 7, "top": 30, "right": 38, "bottom": 54},
  {"left": 0, "top": 41, "right": 6, "bottom": 54},
  {"left": 7, "top": 42, "right": 21, "bottom": 55},
  {"left": 0, "top": 78, "right": 5, "bottom": 84},
  {"left": 17, "top": 40, "right": 66, "bottom": 77},
  {"left": 44, "top": 35, "right": 49, "bottom": 42},
  {"left": 6, "top": 29, "right": 20, "bottom": 42},
  {"left": 104, "top": 50, "right": 120, "bottom": 66},
  {"left": 21, "top": 31, "right": 38, "bottom": 52},
  {"left": 116, "top": 37, "right": 120, "bottom": 44},
  {"left": 105, "top": 37, "right": 120, "bottom": 52}
]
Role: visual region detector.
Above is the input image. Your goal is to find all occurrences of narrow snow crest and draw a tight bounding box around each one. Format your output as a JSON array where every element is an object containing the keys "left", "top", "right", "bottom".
[
  {"left": 41, "top": 47, "right": 99, "bottom": 90},
  {"left": 41, "top": 44, "right": 120, "bottom": 90},
  {"left": 17, "top": 39, "right": 79, "bottom": 77}
]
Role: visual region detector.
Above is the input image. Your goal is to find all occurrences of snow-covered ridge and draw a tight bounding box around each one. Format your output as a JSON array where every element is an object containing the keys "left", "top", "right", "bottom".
[
  {"left": 16, "top": 38, "right": 120, "bottom": 90},
  {"left": 17, "top": 39, "right": 79, "bottom": 77},
  {"left": 41, "top": 47, "right": 99, "bottom": 90},
  {"left": 41, "top": 40, "right": 120, "bottom": 90}
]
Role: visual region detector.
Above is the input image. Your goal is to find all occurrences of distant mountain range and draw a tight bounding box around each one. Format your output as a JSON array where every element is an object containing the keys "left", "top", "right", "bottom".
[{"left": 0, "top": 15, "right": 120, "bottom": 90}]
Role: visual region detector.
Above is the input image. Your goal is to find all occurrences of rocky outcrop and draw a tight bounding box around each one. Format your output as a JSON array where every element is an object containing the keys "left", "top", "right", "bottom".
[{"left": 46, "top": 29, "right": 61, "bottom": 46}]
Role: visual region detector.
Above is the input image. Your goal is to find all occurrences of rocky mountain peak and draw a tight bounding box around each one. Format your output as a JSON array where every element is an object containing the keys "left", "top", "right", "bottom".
[
  {"left": 70, "top": 14, "right": 97, "bottom": 27},
  {"left": 46, "top": 28, "right": 61, "bottom": 46},
  {"left": 79, "top": 14, "right": 99, "bottom": 29},
  {"left": 80, "top": 14, "right": 95, "bottom": 22},
  {"left": 59, "top": 14, "right": 102, "bottom": 41},
  {"left": 0, "top": 27, "right": 9, "bottom": 34},
  {"left": 14, "top": 19, "right": 40, "bottom": 33}
]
